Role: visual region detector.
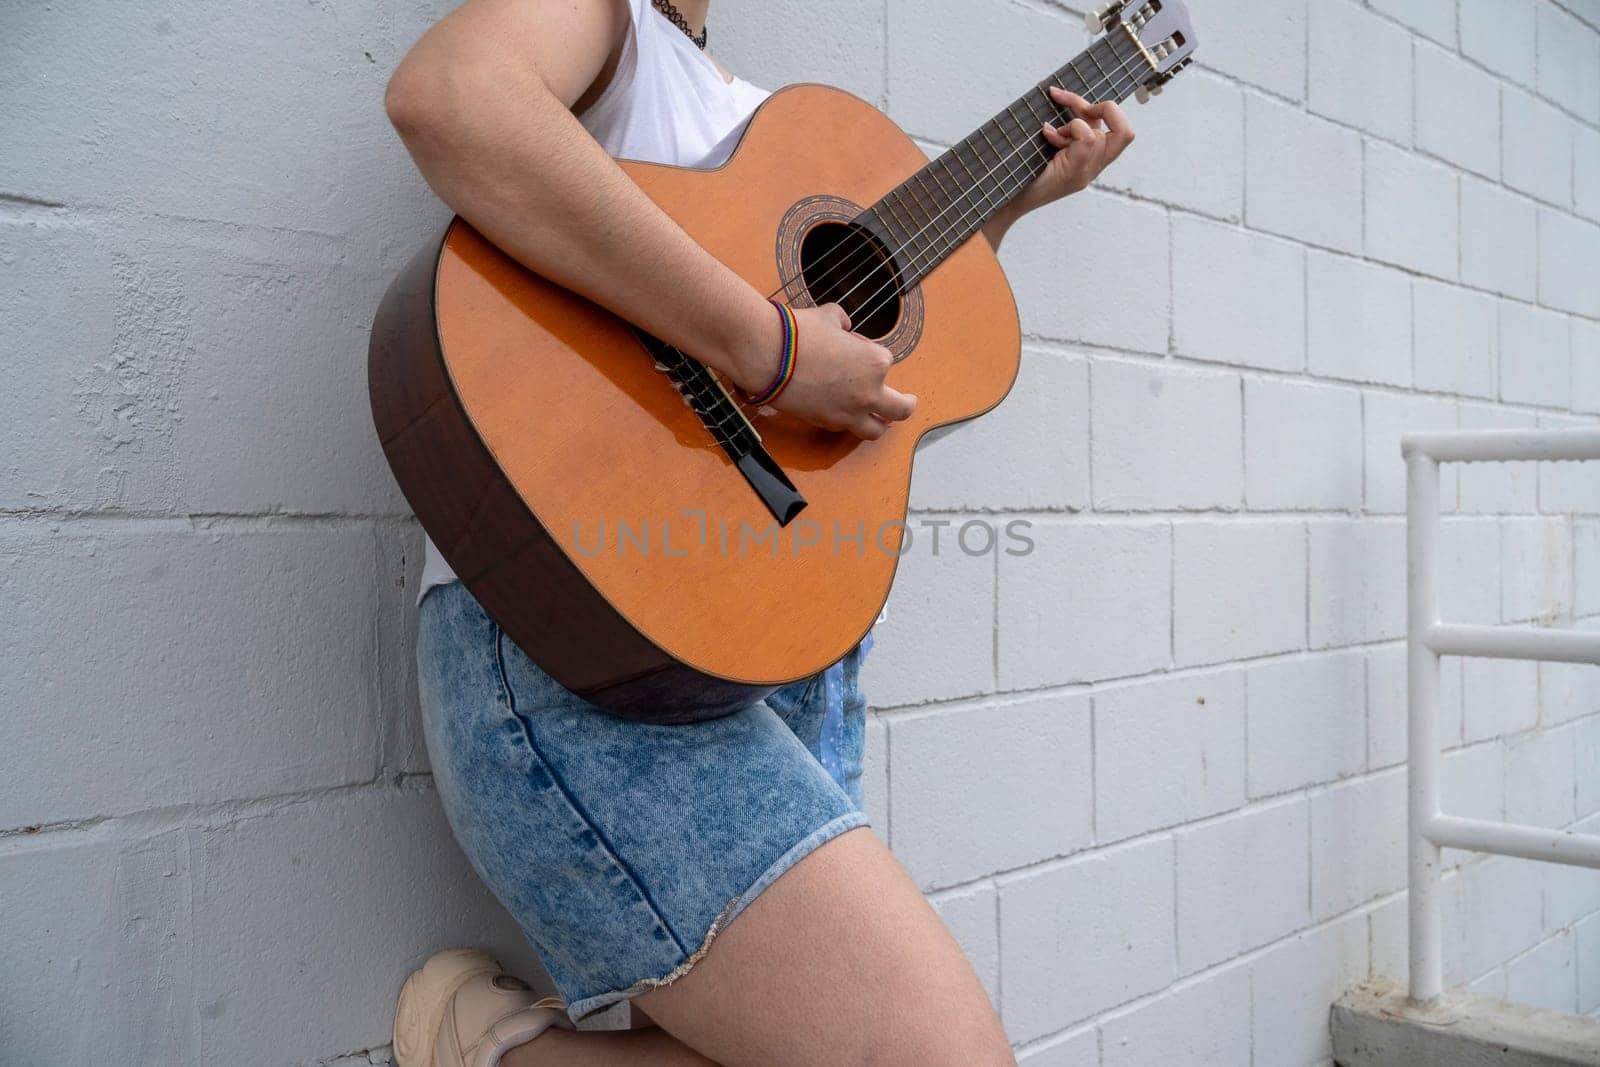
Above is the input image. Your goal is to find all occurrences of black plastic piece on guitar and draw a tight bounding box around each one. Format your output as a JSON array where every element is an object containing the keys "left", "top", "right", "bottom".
[{"left": 633, "top": 329, "right": 808, "bottom": 526}]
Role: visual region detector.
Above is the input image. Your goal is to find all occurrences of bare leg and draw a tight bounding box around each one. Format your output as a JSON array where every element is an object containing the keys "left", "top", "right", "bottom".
[
  {"left": 503, "top": 1026, "right": 714, "bottom": 1065},
  {"left": 506, "top": 827, "right": 1009, "bottom": 1066},
  {"left": 635, "top": 826, "right": 1011, "bottom": 1065}
]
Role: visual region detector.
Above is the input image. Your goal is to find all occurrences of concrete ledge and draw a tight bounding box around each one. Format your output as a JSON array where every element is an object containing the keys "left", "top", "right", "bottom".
[{"left": 1333, "top": 977, "right": 1600, "bottom": 1067}]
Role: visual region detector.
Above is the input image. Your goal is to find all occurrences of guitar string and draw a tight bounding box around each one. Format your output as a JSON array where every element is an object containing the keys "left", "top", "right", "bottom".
[
  {"left": 850, "top": 56, "right": 1143, "bottom": 330},
  {"left": 769, "top": 33, "right": 1143, "bottom": 324},
  {"left": 767, "top": 87, "right": 1103, "bottom": 318},
  {"left": 839, "top": 47, "right": 1145, "bottom": 330},
  {"left": 767, "top": 33, "right": 1135, "bottom": 311},
  {"left": 680, "top": 38, "right": 1144, "bottom": 435}
]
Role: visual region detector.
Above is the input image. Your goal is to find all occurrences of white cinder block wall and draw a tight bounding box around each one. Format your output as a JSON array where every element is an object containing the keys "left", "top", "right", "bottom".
[{"left": 2, "top": 0, "right": 1597, "bottom": 1063}]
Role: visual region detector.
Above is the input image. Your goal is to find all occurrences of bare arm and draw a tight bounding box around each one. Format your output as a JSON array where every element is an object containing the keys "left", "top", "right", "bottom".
[{"left": 385, "top": 0, "right": 914, "bottom": 439}]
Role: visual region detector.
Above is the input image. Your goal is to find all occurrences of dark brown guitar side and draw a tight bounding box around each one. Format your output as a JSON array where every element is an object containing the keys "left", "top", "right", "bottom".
[{"left": 368, "top": 4, "right": 1196, "bottom": 723}]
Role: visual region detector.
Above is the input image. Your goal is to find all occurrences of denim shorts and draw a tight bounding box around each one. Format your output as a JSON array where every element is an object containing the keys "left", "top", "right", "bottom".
[{"left": 416, "top": 580, "right": 872, "bottom": 1018}]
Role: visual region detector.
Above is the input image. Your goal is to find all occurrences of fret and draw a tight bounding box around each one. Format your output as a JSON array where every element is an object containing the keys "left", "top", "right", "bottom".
[
  {"left": 1102, "top": 34, "right": 1146, "bottom": 99},
  {"left": 1033, "top": 85, "right": 1064, "bottom": 125},
  {"left": 906, "top": 176, "right": 943, "bottom": 231},
  {"left": 899, "top": 187, "right": 939, "bottom": 261},
  {"left": 878, "top": 192, "right": 920, "bottom": 258},
  {"left": 1063, "top": 59, "right": 1090, "bottom": 96},
  {"left": 884, "top": 185, "right": 918, "bottom": 237},
  {"left": 1025, "top": 85, "right": 1059, "bottom": 125},
  {"left": 995, "top": 101, "right": 1034, "bottom": 149},
  {"left": 976, "top": 121, "right": 1007, "bottom": 164},
  {"left": 926, "top": 157, "right": 965, "bottom": 210},
  {"left": 1085, "top": 42, "right": 1111, "bottom": 94},
  {"left": 904, "top": 183, "right": 940, "bottom": 235},
  {"left": 948, "top": 141, "right": 983, "bottom": 187},
  {"left": 942, "top": 146, "right": 1000, "bottom": 217},
  {"left": 875, "top": 192, "right": 909, "bottom": 242},
  {"left": 867, "top": 32, "right": 1151, "bottom": 291},
  {"left": 916, "top": 167, "right": 967, "bottom": 263}
]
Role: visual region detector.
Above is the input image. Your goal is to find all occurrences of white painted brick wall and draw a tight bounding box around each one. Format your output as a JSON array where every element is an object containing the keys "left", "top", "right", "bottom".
[
  {"left": 1416, "top": 42, "right": 1504, "bottom": 178},
  {"left": 999, "top": 836, "right": 1176, "bottom": 1043},
  {"left": 1309, "top": 0, "right": 1413, "bottom": 145},
  {"left": 1415, "top": 278, "right": 1500, "bottom": 397},
  {"left": 1577, "top": 125, "right": 1600, "bottom": 221},
  {"left": 1540, "top": 208, "right": 1600, "bottom": 317},
  {"left": 1245, "top": 93, "right": 1363, "bottom": 252},
  {"left": 1093, "top": 670, "right": 1247, "bottom": 841},
  {"left": 1502, "top": 85, "right": 1575, "bottom": 205},
  {"left": 1249, "top": 913, "right": 1370, "bottom": 1064},
  {"left": 1244, "top": 377, "right": 1364, "bottom": 509},
  {"left": 6, "top": 0, "right": 1599, "bottom": 1062},
  {"left": 1458, "top": 402, "right": 1538, "bottom": 513},
  {"left": 1460, "top": 177, "right": 1539, "bottom": 300},
  {"left": 891, "top": 694, "right": 1093, "bottom": 890},
  {"left": 1365, "top": 137, "right": 1460, "bottom": 279},
  {"left": 1173, "top": 520, "right": 1305, "bottom": 663},
  {"left": 1461, "top": 0, "right": 1539, "bottom": 88},
  {"left": 1365, "top": 390, "right": 1460, "bottom": 513},
  {"left": 1246, "top": 651, "right": 1367, "bottom": 796},
  {"left": 1307, "top": 250, "right": 1412, "bottom": 386},
  {"left": 1099, "top": 964, "right": 1253, "bottom": 1066},
  {"left": 1309, "top": 519, "right": 1407, "bottom": 647},
  {"left": 1501, "top": 302, "right": 1574, "bottom": 406},
  {"left": 1173, "top": 215, "right": 1306, "bottom": 371},
  {"left": 1176, "top": 799, "right": 1312, "bottom": 971},
  {"left": 1368, "top": 0, "right": 1456, "bottom": 46},
  {"left": 1537, "top": 2, "right": 1600, "bottom": 122},
  {"left": 1089, "top": 358, "right": 1243, "bottom": 510}
]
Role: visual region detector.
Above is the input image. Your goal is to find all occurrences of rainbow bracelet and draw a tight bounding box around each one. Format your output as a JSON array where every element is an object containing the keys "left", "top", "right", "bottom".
[{"left": 741, "top": 299, "right": 799, "bottom": 406}]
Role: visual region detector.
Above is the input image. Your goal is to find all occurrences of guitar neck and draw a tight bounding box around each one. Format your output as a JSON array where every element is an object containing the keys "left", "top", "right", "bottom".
[{"left": 867, "top": 28, "right": 1148, "bottom": 287}]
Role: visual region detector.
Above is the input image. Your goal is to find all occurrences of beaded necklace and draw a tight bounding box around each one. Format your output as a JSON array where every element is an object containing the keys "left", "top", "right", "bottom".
[{"left": 649, "top": 0, "right": 708, "bottom": 49}]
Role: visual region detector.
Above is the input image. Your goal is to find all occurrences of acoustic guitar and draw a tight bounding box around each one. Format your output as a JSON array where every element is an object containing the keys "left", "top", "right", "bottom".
[{"left": 368, "top": 0, "right": 1197, "bottom": 723}]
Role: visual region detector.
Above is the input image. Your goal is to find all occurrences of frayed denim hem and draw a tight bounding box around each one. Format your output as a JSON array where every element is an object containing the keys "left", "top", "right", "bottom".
[{"left": 564, "top": 811, "right": 871, "bottom": 1019}]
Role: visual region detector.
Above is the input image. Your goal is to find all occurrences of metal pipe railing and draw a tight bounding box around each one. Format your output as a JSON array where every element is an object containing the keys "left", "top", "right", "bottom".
[{"left": 1404, "top": 429, "right": 1600, "bottom": 1004}]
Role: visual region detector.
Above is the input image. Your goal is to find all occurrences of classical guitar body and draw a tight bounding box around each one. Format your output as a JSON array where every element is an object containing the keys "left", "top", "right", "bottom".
[
  {"left": 372, "top": 85, "right": 1018, "bottom": 722},
  {"left": 368, "top": 2, "right": 1197, "bottom": 722}
]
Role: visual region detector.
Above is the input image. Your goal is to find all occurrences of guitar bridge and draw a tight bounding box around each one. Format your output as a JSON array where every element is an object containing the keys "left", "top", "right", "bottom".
[{"left": 633, "top": 329, "right": 808, "bottom": 526}]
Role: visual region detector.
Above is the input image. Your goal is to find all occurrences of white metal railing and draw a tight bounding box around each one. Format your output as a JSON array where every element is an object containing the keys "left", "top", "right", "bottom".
[{"left": 1405, "top": 428, "right": 1600, "bottom": 1004}]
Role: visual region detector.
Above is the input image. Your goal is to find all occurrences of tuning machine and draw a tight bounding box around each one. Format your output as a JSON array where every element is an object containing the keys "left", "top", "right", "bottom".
[
  {"left": 1083, "top": 1, "right": 1125, "bottom": 34},
  {"left": 1135, "top": 54, "right": 1192, "bottom": 103},
  {"left": 1161, "top": 55, "right": 1194, "bottom": 83}
]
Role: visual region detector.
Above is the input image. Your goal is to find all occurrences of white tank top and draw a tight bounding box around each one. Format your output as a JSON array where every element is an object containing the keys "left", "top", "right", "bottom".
[{"left": 417, "top": 0, "right": 771, "bottom": 602}]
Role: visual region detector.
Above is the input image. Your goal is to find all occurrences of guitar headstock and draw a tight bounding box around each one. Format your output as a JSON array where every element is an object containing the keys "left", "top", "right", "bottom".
[{"left": 1085, "top": 0, "right": 1197, "bottom": 103}]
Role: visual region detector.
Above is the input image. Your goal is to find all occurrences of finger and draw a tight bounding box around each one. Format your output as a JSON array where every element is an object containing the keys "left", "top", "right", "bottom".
[
  {"left": 1048, "top": 86, "right": 1090, "bottom": 117},
  {"left": 1048, "top": 86, "right": 1110, "bottom": 129},
  {"left": 1073, "top": 122, "right": 1106, "bottom": 159},
  {"left": 1098, "top": 100, "right": 1135, "bottom": 161},
  {"left": 1061, "top": 138, "right": 1102, "bottom": 192},
  {"left": 1041, "top": 122, "right": 1072, "bottom": 150},
  {"left": 1064, "top": 117, "right": 1095, "bottom": 142},
  {"left": 1063, "top": 123, "right": 1102, "bottom": 173},
  {"left": 872, "top": 386, "right": 918, "bottom": 423},
  {"left": 821, "top": 302, "right": 852, "bottom": 331},
  {"left": 850, "top": 413, "right": 891, "bottom": 441}
]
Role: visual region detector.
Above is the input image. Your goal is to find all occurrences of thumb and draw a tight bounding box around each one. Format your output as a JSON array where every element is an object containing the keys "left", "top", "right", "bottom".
[{"left": 821, "top": 302, "right": 853, "bottom": 332}]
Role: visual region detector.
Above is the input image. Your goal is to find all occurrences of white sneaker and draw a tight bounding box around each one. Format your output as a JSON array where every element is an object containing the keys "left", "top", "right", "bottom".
[{"left": 392, "top": 949, "right": 571, "bottom": 1067}]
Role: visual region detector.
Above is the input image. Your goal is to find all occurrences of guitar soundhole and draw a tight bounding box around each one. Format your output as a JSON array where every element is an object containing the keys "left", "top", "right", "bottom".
[{"left": 798, "top": 221, "right": 903, "bottom": 341}]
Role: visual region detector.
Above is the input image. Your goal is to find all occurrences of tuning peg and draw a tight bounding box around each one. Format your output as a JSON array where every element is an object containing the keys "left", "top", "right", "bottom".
[
  {"left": 1084, "top": 2, "right": 1120, "bottom": 33},
  {"left": 1135, "top": 85, "right": 1151, "bottom": 104}
]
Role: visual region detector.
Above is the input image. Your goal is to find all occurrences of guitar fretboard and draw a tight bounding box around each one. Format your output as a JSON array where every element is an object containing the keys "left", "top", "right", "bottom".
[{"left": 869, "top": 28, "right": 1149, "bottom": 288}]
